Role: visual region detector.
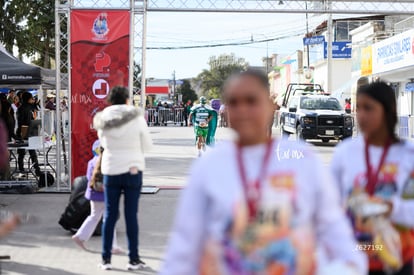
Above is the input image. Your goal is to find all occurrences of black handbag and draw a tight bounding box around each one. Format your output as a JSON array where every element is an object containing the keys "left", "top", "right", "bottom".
[{"left": 89, "top": 147, "right": 104, "bottom": 192}]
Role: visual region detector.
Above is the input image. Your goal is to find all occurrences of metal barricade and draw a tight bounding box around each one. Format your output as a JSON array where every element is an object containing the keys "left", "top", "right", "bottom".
[
  {"left": 351, "top": 114, "right": 414, "bottom": 140},
  {"left": 219, "top": 111, "right": 228, "bottom": 127},
  {"left": 62, "top": 110, "right": 69, "bottom": 138},
  {"left": 174, "top": 108, "right": 185, "bottom": 126},
  {"left": 146, "top": 108, "right": 157, "bottom": 126},
  {"left": 398, "top": 116, "right": 410, "bottom": 139},
  {"left": 146, "top": 108, "right": 185, "bottom": 126},
  {"left": 399, "top": 115, "right": 414, "bottom": 140},
  {"left": 158, "top": 108, "right": 169, "bottom": 126},
  {"left": 352, "top": 113, "right": 359, "bottom": 137},
  {"left": 43, "top": 110, "right": 55, "bottom": 135},
  {"left": 273, "top": 110, "right": 279, "bottom": 128},
  {"left": 41, "top": 110, "right": 68, "bottom": 137}
]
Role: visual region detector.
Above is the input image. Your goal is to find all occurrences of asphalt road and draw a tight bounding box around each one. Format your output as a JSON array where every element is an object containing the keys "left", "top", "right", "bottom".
[{"left": 0, "top": 126, "right": 338, "bottom": 275}]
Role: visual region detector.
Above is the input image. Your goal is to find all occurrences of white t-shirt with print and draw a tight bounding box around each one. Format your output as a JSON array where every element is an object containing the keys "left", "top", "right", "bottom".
[
  {"left": 161, "top": 139, "right": 367, "bottom": 275},
  {"left": 331, "top": 135, "right": 414, "bottom": 227}
]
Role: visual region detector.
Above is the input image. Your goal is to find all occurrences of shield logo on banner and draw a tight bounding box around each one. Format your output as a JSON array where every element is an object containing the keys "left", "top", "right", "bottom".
[{"left": 92, "top": 13, "right": 109, "bottom": 39}]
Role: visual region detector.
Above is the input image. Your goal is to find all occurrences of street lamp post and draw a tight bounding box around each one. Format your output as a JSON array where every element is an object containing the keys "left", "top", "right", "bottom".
[
  {"left": 172, "top": 70, "right": 176, "bottom": 102},
  {"left": 327, "top": 1, "right": 333, "bottom": 93}
]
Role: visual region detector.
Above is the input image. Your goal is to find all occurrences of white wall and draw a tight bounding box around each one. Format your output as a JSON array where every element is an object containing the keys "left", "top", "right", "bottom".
[
  {"left": 312, "top": 59, "right": 352, "bottom": 93},
  {"left": 398, "top": 82, "right": 413, "bottom": 116}
]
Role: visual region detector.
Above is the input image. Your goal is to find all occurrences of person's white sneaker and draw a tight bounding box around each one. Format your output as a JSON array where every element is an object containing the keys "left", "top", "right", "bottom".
[
  {"left": 99, "top": 260, "right": 112, "bottom": 270},
  {"left": 127, "top": 259, "right": 146, "bottom": 271},
  {"left": 16, "top": 173, "right": 27, "bottom": 179}
]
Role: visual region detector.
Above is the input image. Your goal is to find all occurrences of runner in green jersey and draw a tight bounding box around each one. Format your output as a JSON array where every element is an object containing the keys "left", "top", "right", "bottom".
[{"left": 188, "top": 96, "right": 217, "bottom": 156}]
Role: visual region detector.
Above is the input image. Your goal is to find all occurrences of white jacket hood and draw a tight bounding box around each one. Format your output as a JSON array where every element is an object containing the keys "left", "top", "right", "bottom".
[{"left": 93, "top": 105, "right": 142, "bottom": 137}]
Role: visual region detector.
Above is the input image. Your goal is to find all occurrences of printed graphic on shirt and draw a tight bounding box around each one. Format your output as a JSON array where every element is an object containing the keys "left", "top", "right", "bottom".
[
  {"left": 351, "top": 163, "right": 398, "bottom": 200},
  {"left": 347, "top": 163, "right": 399, "bottom": 267},
  {"left": 204, "top": 173, "right": 316, "bottom": 275},
  {"left": 402, "top": 171, "right": 414, "bottom": 199}
]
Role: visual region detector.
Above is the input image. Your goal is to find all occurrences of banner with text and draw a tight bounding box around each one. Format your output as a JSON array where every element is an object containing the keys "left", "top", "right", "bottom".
[
  {"left": 70, "top": 10, "right": 130, "bottom": 180},
  {"left": 372, "top": 28, "right": 414, "bottom": 74},
  {"left": 324, "top": 41, "right": 352, "bottom": 59}
]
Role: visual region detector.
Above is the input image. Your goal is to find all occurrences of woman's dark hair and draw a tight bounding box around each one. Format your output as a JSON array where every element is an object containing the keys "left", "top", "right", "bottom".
[
  {"left": 224, "top": 68, "right": 270, "bottom": 95},
  {"left": 21, "top": 91, "right": 33, "bottom": 104},
  {"left": 357, "top": 81, "right": 398, "bottom": 141},
  {"left": 107, "top": 86, "right": 129, "bottom": 105}
]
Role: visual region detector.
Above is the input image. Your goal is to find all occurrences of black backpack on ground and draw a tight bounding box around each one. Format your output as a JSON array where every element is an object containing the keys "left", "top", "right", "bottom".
[{"left": 58, "top": 176, "right": 102, "bottom": 236}]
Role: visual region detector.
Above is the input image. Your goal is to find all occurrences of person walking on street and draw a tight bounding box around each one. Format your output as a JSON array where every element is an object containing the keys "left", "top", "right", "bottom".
[
  {"left": 161, "top": 70, "right": 367, "bottom": 275},
  {"left": 268, "top": 94, "right": 278, "bottom": 137},
  {"left": 331, "top": 82, "right": 414, "bottom": 275},
  {"left": 93, "top": 86, "right": 152, "bottom": 271},
  {"left": 219, "top": 103, "right": 227, "bottom": 127},
  {"left": 72, "top": 140, "right": 123, "bottom": 254},
  {"left": 183, "top": 101, "right": 190, "bottom": 127}
]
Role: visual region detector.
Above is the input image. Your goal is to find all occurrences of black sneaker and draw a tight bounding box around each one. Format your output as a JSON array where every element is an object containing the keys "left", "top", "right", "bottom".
[
  {"left": 99, "top": 259, "right": 112, "bottom": 270},
  {"left": 127, "top": 259, "right": 146, "bottom": 270}
]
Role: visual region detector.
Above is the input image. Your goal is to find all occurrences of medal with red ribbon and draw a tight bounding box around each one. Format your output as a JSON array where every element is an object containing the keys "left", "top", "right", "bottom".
[
  {"left": 236, "top": 139, "right": 274, "bottom": 221},
  {"left": 364, "top": 138, "right": 392, "bottom": 195}
]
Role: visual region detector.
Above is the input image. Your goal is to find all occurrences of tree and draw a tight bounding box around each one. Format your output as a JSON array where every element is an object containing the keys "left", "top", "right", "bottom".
[
  {"left": 0, "top": 0, "right": 55, "bottom": 68},
  {"left": 20, "top": 0, "right": 55, "bottom": 68},
  {"left": 0, "top": 0, "right": 25, "bottom": 53},
  {"left": 177, "top": 80, "right": 197, "bottom": 104},
  {"left": 196, "top": 53, "right": 248, "bottom": 99}
]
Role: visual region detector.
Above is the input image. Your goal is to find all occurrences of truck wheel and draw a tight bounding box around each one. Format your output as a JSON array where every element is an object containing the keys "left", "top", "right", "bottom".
[
  {"left": 322, "top": 138, "right": 330, "bottom": 143},
  {"left": 296, "top": 125, "right": 304, "bottom": 141}
]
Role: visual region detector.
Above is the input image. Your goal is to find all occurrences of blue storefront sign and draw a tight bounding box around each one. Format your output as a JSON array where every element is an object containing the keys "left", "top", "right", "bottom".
[
  {"left": 324, "top": 41, "right": 352, "bottom": 59},
  {"left": 303, "top": 36, "right": 325, "bottom": 46},
  {"left": 406, "top": 82, "right": 414, "bottom": 92}
]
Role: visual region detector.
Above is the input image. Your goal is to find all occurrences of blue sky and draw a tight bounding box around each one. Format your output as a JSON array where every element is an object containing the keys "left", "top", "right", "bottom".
[{"left": 145, "top": 12, "right": 327, "bottom": 79}]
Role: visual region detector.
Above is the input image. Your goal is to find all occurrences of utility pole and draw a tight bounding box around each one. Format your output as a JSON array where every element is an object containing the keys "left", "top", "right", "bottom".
[
  {"left": 305, "top": 1, "right": 310, "bottom": 68},
  {"left": 266, "top": 40, "right": 269, "bottom": 75},
  {"left": 327, "top": 0, "right": 333, "bottom": 93},
  {"left": 172, "top": 70, "right": 176, "bottom": 102}
]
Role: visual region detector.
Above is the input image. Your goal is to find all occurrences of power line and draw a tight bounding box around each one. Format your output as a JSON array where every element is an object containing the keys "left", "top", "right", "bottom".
[{"left": 145, "top": 33, "right": 303, "bottom": 50}]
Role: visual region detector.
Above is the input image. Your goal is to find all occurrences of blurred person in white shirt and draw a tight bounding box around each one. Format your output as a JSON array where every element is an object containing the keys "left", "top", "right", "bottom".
[
  {"left": 331, "top": 81, "right": 414, "bottom": 275},
  {"left": 160, "top": 70, "right": 367, "bottom": 275}
]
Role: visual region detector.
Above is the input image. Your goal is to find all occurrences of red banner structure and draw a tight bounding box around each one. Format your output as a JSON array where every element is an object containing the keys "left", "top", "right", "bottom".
[{"left": 70, "top": 10, "right": 130, "bottom": 180}]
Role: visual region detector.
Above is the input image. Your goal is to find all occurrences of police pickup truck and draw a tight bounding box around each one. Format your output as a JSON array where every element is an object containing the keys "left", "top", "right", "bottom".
[{"left": 279, "top": 84, "right": 353, "bottom": 142}]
